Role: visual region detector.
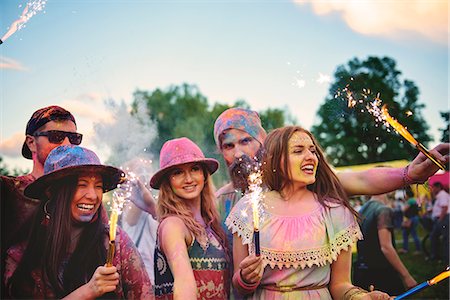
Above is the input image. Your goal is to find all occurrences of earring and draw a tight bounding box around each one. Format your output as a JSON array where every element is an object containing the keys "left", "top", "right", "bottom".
[{"left": 41, "top": 201, "right": 51, "bottom": 226}]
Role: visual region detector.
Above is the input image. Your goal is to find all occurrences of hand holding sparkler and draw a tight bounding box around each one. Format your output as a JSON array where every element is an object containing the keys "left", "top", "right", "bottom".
[
  {"left": 395, "top": 267, "right": 449, "bottom": 299},
  {"left": 381, "top": 105, "right": 447, "bottom": 171}
]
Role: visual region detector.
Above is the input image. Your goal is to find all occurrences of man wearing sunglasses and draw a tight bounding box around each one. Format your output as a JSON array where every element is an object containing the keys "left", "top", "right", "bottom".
[{"left": 1, "top": 105, "right": 81, "bottom": 297}]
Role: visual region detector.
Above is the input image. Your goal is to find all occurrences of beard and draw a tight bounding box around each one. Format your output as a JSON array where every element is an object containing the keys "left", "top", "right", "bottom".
[{"left": 228, "top": 147, "right": 265, "bottom": 192}]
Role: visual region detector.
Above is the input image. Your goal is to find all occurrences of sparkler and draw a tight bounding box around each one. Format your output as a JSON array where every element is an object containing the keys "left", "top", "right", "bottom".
[
  {"left": 395, "top": 267, "right": 449, "bottom": 299},
  {"left": 1, "top": 1, "right": 47, "bottom": 44},
  {"left": 106, "top": 174, "right": 135, "bottom": 266},
  {"left": 248, "top": 170, "right": 263, "bottom": 256},
  {"left": 381, "top": 105, "right": 446, "bottom": 171}
]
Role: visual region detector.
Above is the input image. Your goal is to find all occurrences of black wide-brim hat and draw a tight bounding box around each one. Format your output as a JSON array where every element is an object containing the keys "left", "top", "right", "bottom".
[{"left": 25, "top": 145, "right": 125, "bottom": 199}]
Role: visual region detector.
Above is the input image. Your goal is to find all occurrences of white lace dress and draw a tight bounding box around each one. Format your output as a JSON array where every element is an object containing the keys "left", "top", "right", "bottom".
[{"left": 226, "top": 191, "right": 362, "bottom": 300}]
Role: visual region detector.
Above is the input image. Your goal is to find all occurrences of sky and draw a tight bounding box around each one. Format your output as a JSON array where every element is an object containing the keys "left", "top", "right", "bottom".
[{"left": 0, "top": 0, "right": 448, "bottom": 172}]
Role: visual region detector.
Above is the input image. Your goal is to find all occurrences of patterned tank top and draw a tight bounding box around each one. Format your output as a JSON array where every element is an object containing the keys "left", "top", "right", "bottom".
[{"left": 154, "top": 228, "right": 229, "bottom": 299}]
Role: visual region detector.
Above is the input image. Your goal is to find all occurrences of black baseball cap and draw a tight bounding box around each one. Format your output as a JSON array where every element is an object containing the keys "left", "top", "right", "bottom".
[{"left": 22, "top": 106, "right": 77, "bottom": 159}]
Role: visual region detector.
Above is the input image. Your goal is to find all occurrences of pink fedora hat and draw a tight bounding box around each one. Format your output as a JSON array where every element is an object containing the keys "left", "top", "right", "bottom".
[{"left": 150, "top": 137, "right": 219, "bottom": 189}]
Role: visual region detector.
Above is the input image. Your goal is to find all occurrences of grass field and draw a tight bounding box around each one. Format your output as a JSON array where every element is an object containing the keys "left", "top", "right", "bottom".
[{"left": 353, "top": 223, "right": 449, "bottom": 299}]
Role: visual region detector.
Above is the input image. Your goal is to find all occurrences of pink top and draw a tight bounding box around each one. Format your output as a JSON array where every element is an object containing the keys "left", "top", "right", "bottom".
[{"left": 226, "top": 191, "right": 362, "bottom": 299}]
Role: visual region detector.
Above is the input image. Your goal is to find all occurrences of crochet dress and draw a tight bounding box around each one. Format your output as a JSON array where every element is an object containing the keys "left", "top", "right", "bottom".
[{"left": 226, "top": 191, "right": 362, "bottom": 300}]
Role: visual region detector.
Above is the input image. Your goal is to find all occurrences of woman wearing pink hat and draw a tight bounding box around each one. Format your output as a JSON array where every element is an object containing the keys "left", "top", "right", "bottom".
[
  {"left": 151, "top": 137, "right": 230, "bottom": 299},
  {"left": 4, "top": 145, "right": 153, "bottom": 299}
]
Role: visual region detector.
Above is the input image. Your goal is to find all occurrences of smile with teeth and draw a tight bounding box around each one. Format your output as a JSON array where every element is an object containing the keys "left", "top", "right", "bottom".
[
  {"left": 77, "top": 203, "right": 95, "bottom": 211},
  {"left": 183, "top": 185, "right": 197, "bottom": 192},
  {"left": 301, "top": 164, "right": 315, "bottom": 174}
]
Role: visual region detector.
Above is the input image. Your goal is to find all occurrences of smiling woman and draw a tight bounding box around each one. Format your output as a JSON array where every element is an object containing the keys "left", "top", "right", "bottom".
[
  {"left": 226, "top": 126, "right": 392, "bottom": 300},
  {"left": 150, "top": 137, "right": 230, "bottom": 300},
  {"left": 4, "top": 145, "right": 153, "bottom": 299}
]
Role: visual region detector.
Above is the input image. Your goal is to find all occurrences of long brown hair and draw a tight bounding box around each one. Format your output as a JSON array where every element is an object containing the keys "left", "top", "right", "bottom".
[
  {"left": 157, "top": 166, "right": 229, "bottom": 259},
  {"left": 262, "top": 126, "right": 359, "bottom": 218},
  {"left": 8, "top": 177, "right": 113, "bottom": 299}
]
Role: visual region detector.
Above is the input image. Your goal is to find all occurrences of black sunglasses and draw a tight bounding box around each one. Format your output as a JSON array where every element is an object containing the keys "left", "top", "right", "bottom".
[{"left": 33, "top": 130, "right": 83, "bottom": 145}]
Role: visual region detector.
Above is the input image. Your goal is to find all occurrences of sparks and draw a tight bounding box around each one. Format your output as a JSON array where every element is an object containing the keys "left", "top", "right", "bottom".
[{"left": 1, "top": 0, "right": 47, "bottom": 43}]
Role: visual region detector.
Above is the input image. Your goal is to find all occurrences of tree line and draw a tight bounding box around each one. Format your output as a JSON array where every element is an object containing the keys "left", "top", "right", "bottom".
[{"left": 2, "top": 56, "right": 448, "bottom": 180}]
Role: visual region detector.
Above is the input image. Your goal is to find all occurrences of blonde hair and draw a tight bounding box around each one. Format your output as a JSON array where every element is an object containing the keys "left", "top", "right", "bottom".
[
  {"left": 263, "top": 126, "right": 359, "bottom": 219},
  {"left": 157, "top": 167, "right": 229, "bottom": 254}
]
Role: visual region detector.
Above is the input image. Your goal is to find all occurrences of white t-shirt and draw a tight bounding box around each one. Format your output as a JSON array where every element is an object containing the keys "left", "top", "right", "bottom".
[
  {"left": 432, "top": 190, "right": 450, "bottom": 219},
  {"left": 122, "top": 211, "right": 158, "bottom": 285}
]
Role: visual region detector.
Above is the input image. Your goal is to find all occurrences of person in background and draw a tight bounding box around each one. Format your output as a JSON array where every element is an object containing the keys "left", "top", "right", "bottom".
[
  {"left": 122, "top": 178, "right": 158, "bottom": 285},
  {"left": 392, "top": 191, "right": 405, "bottom": 230},
  {"left": 354, "top": 192, "right": 417, "bottom": 295},
  {"left": 4, "top": 145, "right": 152, "bottom": 299},
  {"left": 151, "top": 137, "right": 230, "bottom": 299},
  {"left": 1, "top": 105, "right": 82, "bottom": 298},
  {"left": 227, "top": 126, "right": 390, "bottom": 299},
  {"left": 398, "top": 186, "right": 421, "bottom": 254},
  {"left": 429, "top": 182, "right": 450, "bottom": 263}
]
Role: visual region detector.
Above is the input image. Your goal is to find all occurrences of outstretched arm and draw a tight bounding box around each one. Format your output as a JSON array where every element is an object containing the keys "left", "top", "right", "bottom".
[{"left": 337, "top": 143, "right": 449, "bottom": 196}]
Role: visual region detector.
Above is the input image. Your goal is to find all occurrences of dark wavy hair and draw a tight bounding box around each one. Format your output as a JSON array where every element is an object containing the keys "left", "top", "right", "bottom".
[
  {"left": 262, "top": 126, "right": 359, "bottom": 219},
  {"left": 7, "top": 176, "right": 115, "bottom": 299}
]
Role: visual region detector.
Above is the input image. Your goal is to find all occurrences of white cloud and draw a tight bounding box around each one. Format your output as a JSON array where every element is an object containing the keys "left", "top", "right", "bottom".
[
  {"left": 294, "top": 0, "right": 448, "bottom": 45},
  {"left": 0, "top": 56, "right": 28, "bottom": 71},
  {"left": 0, "top": 132, "right": 24, "bottom": 157}
]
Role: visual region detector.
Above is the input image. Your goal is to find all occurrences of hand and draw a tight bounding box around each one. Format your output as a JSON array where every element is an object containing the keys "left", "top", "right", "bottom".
[
  {"left": 85, "top": 265, "right": 120, "bottom": 298},
  {"left": 408, "top": 143, "right": 449, "bottom": 183},
  {"left": 239, "top": 254, "right": 264, "bottom": 284},
  {"left": 360, "top": 290, "right": 391, "bottom": 300},
  {"left": 123, "top": 178, "right": 155, "bottom": 214}
]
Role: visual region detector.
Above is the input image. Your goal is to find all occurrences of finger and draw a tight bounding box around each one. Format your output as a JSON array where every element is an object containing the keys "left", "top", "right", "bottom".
[
  {"left": 99, "top": 265, "right": 118, "bottom": 275},
  {"left": 240, "top": 260, "right": 262, "bottom": 278},
  {"left": 239, "top": 255, "right": 261, "bottom": 269},
  {"left": 98, "top": 272, "right": 120, "bottom": 282}
]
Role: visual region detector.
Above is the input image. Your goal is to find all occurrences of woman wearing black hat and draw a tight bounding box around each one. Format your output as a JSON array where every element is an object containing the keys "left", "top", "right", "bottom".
[{"left": 4, "top": 145, "right": 153, "bottom": 299}]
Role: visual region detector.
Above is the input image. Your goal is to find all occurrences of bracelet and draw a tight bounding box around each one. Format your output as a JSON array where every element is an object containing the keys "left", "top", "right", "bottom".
[
  {"left": 233, "top": 269, "right": 259, "bottom": 293},
  {"left": 343, "top": 286, "right": 369, "bottom": 300},
  {"left": 402, "top": 165, "right": 416, "bottom": 186}
]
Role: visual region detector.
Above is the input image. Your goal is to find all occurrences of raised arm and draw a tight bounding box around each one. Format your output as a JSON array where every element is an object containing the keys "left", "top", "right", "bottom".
[
  {"left": 337, "top": 143, "right": 449, "bottom": 196},
  {"left": 159, "top": 217, "right": 197, "bottom": 299},
  {"left": 124, "top": 179, "right": 157, "bottom": 226}
]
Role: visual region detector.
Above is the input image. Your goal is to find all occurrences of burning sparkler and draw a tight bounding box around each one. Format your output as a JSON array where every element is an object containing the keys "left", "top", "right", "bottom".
[
  {"left": 248, "top": 169, "right": 263, "bottom": 256},
  {"left": 381, "top": 105, "right": 446, "bottom": 171},
  {"left": 1, "top": 1, "right": 47, "bottom": 44},
  {"left": 106, "top": 173, "right": 135, "bottom": 266},
  {"left": 395, "top": 266, "right": 449, "bottom": 299}
]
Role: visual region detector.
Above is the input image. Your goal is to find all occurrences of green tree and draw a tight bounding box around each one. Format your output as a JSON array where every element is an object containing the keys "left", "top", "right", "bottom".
[
  {"left": 0, "top": 156, "right": 9, "bottom": 176},
  {"left": 0, "top": 156, "right": 29, "bottom": 176},
  {"left": 131, "top": 83, "right": 294, "bottom": 186},
  {"left": 439, "top": 111, "right": 449, "bottom": 143},
  {"left": 260, "top": 107, "right": 296, "bottom": 133},
  {"left": 312, "top": 56, "right": 432, "bottom": 166}
]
